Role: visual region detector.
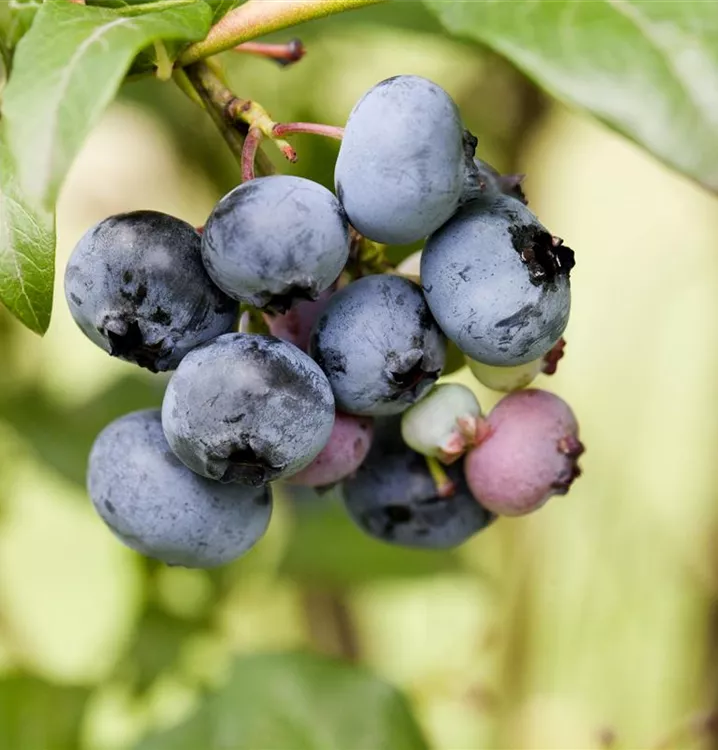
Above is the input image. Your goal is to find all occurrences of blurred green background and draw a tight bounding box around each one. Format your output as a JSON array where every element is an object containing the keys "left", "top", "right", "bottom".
[{"left": 1, "top": 5, "right": 718, "bottom": 749}]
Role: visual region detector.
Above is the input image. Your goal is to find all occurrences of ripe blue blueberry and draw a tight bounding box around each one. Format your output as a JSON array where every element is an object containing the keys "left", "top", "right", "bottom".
[
  {"left": 309, "top": 274, "right": 446, "bottom": 416},
  {"left": 64, "top": 211, "right": 237, "bottom": 372},
  {"left": 343, "top": 419, "right": 494, "bottom": 549},
  {"left": 421, "top": 195, "right": 574, "bottom": 366},
  {"left": 335, "top": 75, "right": 481, "bottom": 245},
  {"left": 202, "top": 175, "right": 350, "bottom": 313},
  {"left": 162, "top": 333, "right": 335, "bottom": 485},
  {"left": 88, "top": 410, "right": 272, "bottom": 568}
]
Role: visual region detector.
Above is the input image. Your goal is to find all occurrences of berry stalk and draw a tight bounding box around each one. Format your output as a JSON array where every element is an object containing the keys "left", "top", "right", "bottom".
[{"left": 233, "top": 39, "right": 306, "bottom": 67}]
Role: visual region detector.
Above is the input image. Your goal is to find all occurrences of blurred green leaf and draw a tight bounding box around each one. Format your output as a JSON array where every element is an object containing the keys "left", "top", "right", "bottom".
[
  {"left": 0, "top": 1, "right": 41, "bottom": 50},
  {"left": 280, "top": 490, "right": 462, "bottom": 586},
  {"left": 425, "top": 0, "right": 718, "bottom": 192},
  {"left": 0, "top": 136, "right": 55, "bottom": 335},
  {"left": 118, "top": 604, "right": 198, "bottom": 694},
  {"left": 0, "top": 375, "right": 163, "bottom": 487},
  {"left": 0, "top": 674, "right": 89, "bottom": 750},
  {"left": 1, "top": 0, "right": 212, "bottom": 210},
  {"left": 136, "top": 651, "right": 429, "bottom": 750}
]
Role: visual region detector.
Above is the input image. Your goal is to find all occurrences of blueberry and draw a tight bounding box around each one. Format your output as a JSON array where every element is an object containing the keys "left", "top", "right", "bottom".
[
  {"left": 466, "top": 338, "right": 566, "bottom": 392},
  {"left": 335, "top": 75, "right": 481, "bottom": 245},
  {"left": 162, "top": 333, "right": 335, "bottom": 485},
  {"left": 64, "top": 211, "right": 237, "bottom": 372},
  {"left": 287, "top": 412, "right": 374, "bottom": 488},
  {"left": 343, "top": 420, "right": 494, "bottom": 548},
  {"left": 421, "top": 195, "right": 574, "bottom": 366},
  {"left": 202, "top": 176, "right": 350, "bottom": 313},
  {"left": 263, "top": 287, "right": 335, "bottom": 353},
  {"left": 400, "top": 383, "right": 484, "bottom": 463},
  {"left": 309, "top": 274, "right": 446, "bottom": 416},
  {"left": 464, "top": 389, "right": 584, "bottom": 516},
  {"left": 88, "top": 410, "right": 272, "bottom": 568}
]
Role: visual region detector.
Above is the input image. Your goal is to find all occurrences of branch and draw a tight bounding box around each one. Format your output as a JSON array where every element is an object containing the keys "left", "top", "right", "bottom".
[{"left": 178, "top": 0, "right": 386, "bottom": 66}]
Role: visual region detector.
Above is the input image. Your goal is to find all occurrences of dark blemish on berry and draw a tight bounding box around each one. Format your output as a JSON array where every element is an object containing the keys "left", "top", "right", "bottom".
[
  {"left": 149, "top": 307, "right": 172, "bottom": 325},
  {"left": 221, "top": 445, "right": 276, "bottom": 486},
  {"left": 495, "top": 304, "right": 541, "bottom": 329},
  {"left": 509, "top": 223, "right": 575, "bottom": 284},
  {"left": 69, "top": 293, "right": 83, "bottom": 306},
  {"left": 314, "top": 346, "right": 347, "bottom": 376},
  {"left": 104, "top": 500, "right": 116, "bottom": 514},
  {"left": 106, "top": 320, "right": 164, "bottom": 372},
  {"left": 122, "top": 270, "right": 133, "bottom": 284},
  {"left": 222, "top": 413, "right": 246, "bottom": 424},
  {"left": 264, "top": 284, "right": 316, "bottom": 315}
]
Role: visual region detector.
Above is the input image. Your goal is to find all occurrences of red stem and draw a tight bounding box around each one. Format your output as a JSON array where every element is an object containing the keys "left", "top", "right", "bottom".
[
  {"left": 233, "top": 39, "right": 305, "bottom": 66},
  {"left": 242, "top": 127, "right": 263, "bottom": 182},
  {"left": 272, "top": 122, "right": 345, "bottom": 141}
]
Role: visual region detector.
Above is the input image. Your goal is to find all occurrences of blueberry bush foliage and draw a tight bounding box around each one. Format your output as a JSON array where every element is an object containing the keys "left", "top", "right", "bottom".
[{"left": 0, "top": 1, "right": 715, "bottom": 749}]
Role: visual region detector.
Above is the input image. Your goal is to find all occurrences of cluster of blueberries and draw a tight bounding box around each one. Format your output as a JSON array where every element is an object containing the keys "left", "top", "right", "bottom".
[{"left": 65, "top": 75, "right": 584, "bottom": 569}]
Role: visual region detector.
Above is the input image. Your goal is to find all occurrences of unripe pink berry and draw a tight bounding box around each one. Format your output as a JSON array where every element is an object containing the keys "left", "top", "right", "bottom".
[
  {"left": 464, "top": 389, "right": 584, "bottom": 516},
  {"left": 264, "top": 287, "right": 334, "bottom": 352},
  {"left": 287, "top": 412, "right": 374, "bottom": 487}
]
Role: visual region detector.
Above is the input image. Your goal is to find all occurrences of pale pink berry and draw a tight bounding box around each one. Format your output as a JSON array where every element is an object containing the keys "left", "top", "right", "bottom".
[
  {"left": 287, "top": 412, "right": 374, "bottom": 487},
  {"left": 464, "top": 389, "right": 584, "bottom": 516},
  {"left": 264, "top": 287, "right": 334, "bottom": 352}
]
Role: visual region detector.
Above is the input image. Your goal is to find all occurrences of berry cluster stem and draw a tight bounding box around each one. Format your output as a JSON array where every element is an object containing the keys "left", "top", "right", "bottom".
[
  {"left": 181, "top": 62, "right": 275, "bottom": 178},
  {"left": 178, "top": 0, "right": 386, "bottom": 66}
]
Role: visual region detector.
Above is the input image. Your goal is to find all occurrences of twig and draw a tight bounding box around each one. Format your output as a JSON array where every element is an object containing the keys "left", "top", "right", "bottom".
[
  {"left": 178, "top": 0, "right": 386, "bottom": 66},
  {"left": 302, "top": 589, "right": 359, "bottom": 661}
]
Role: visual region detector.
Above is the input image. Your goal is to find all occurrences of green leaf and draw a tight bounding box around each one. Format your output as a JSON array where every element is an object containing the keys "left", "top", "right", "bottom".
[
  {"left": 424, "top": 0, "right": 718, "bottom": 193},
  {"left": 136, "top": 651, "right": 429, "bottom": 750},
  {"left": 0, "top": 375, "right": 163, "bottom": 486},
  {"left": 280, "top": 489, "right": 462, "bottom": 586},
  {"left": 117, "top": 604, "right": 198, "bottom": 694},
  {"left": 0, "top": 0, "right": 41, "bottom": 50},
  {"left": 0, "top": 136, "right": 55, "bottom": 334},
  {"left": 0, "top": 674, "right": 89, "bottom": 750},
  {"left": 1, "top": 0, "right": 212, "bottom": 209},
  {"left": 206, "top": 0, "right": 243, "bottom": 24}
]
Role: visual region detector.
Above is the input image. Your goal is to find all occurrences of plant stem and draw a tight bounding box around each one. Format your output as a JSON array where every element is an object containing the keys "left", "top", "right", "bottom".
[
  {"left": 178, "top": 0, "right": 386, "bottom": 66},
  {"left": 426, "top": 456, "right": 456, "bottom": 498},
  {"left": 242, "top": 127, "right": 263, "bottom": 182},
  {"left": 182, "top": 62, "right": 274, "bottom": 177},
  {"left": 272, "top": 122, "right": 344, "bottom": 141}
]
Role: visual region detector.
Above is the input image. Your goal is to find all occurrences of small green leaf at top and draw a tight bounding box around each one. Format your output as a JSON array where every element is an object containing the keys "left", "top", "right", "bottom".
[
  {"left": 424, "top": 0, "right": 718, "bottom": 194},
  {"left": 135, "top": 651, "right": 430, "bottom": 750},
  {"left": 0, "top": 136, "right": 55, "bottom": 334},
  {"left": 1, "top": 0, "right": 212, "bottom": 211}
]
